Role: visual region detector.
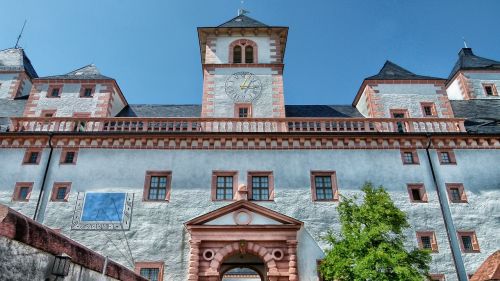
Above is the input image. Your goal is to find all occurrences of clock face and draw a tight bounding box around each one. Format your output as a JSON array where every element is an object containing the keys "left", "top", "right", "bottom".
[{"left": 224, "top": 72, "right": 263, "bottom": 102}]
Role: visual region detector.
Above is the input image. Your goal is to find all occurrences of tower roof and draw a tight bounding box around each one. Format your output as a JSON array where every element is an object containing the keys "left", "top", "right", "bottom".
[
  {"left": 0, "top": 48, "right": 38, "bottom": 78},
  {"left": 217, "top": 14, "right": 269, "bottom": 28},
  {"left": 39, "top": 64, "right": 113, "bottom": 80},
  {"left": 366, "top": 60, "right": 444, "bottom": 80},
  {"left": 448, "top": 48, "right": 500, "bottom": 80}
]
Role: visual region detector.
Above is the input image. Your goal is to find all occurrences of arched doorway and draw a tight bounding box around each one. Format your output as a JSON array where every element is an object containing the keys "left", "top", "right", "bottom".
[{"left": 220, "top": 254, "right": 265, "bottom": 281}]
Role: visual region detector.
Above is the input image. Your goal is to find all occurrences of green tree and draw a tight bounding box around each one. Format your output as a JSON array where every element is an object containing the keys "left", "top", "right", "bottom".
[{"left": 319, "top": 182, "right": 431, "bottom": 281}]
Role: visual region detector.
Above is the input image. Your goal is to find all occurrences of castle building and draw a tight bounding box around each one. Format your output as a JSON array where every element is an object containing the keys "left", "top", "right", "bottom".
[{"left": 0, "top": 13, "right": 499, "bottom": 281}]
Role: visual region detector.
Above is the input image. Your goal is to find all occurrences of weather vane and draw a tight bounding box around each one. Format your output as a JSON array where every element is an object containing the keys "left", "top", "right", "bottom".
[
  {"left": 462, "top": 37, "right": 468, "bottom": 48},
  {"left": 238, "top": 0, "right": 249, "bottom": 16}
]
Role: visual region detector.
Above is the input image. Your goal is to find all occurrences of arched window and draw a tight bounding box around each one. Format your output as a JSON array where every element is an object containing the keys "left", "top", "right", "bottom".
[
  {"left": 233, "top": 46, "right": 242, "bottom": 63},
  {"left": 245, "top": 46, "right": 254, "bottom": 63}
]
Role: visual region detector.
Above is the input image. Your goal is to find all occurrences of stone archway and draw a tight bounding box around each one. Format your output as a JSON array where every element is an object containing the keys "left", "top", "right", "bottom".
[{"left": 185, "top": 201, "right": 303, "bottom": 281}]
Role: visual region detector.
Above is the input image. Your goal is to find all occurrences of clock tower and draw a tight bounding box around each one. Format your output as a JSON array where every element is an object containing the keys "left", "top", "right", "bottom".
[{"left": 198, "top": 13, "right": 288, "bottom": 118}]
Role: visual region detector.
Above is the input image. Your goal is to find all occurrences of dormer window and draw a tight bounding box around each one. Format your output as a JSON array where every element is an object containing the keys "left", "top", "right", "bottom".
[
  {"left": 233, "top": 46, "right": 242, "bottom": 63},
  {"left": 47, "top": 85, "right": 63, "bottom": 98},
  {"left": 483, "top": 84, "right": 497, "bottom": 96},
  {"left": 245, "top": 46, "right": 254, "bottom": 63},
  {"left": 420, "top": 102, "right": 437, "bottom": 117},
  {"left": 80, "top": 85, "right": 95, "bottom": 98}
]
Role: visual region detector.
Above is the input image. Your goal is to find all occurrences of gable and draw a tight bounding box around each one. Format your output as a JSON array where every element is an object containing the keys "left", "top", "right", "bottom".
[{"left": 185, "top": 200, "right": 302, "bottom": 227}]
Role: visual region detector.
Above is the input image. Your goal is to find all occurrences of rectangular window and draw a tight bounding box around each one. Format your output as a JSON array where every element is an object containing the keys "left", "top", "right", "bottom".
[
  {"left": 248, "top": 172, "right": 274, "bottom": 201},
  {"left": 234, "top": 104, "right": 252, "bottom": 118},
  {"left": 212, "top": 171, "right": 237, "bottom": 201},
  {"left": 239, "top": 107, "right": 249, "bottom": 118},
  {"left": 217, "top": 176, "right": 233, "bottom": 200},
  {"left": 143, "top": 171, "right": 172, "bottom": 202},
  {"left": 416, "top": 231, "right": 438, "bottom": 252},
  {"left": 80, "top": 85, "right": 95, "bottom": 98},
  {"left": 407, "top": 184, "right": 427, "bottom": 203},
  {"left": 51, "top": 182, "right": 72, "bottom": 202},
  {"left": 23, "top": 149, "right": 42, "bottom": 165},
  {"left": 438, "top": 150, "right": 456, "bottom": 165},
  {"left": 446, "top": 183, "right": 467, "bottom": 203},
  {"left": 421, "top": 103, "right": 437, "bottom": 117},
  {"left": 135, "top": 262, "right": 164, "bottom": 281},
  {"left": 401, "top": 150, "right": 419, "bottom": 165},
  {"left": 60, "top": 149, "right": 78, "bottom": 164},
  {"left": 483, "top": 84, "right": 498, "bottom": 96},
  {"left": 458, "top": 231, "right": 480, "bottom": 253},
  {"left": 13, "top": 182, "right": 34, "bottom": 202},
  {"left": 311, "top": 171, "right": 339, "bottom": 201},
  {"left": 51, "top": 88, "right": 60, "bottom": 97}
]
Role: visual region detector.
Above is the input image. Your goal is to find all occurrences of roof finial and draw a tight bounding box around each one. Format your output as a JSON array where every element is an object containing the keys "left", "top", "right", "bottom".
[
  {"left": 14, "top": 20, "right": 27, "bottom": 49},
  {"left": 462, "top": 37, "right": 469, "bottom": 48},
  {"left": 238, "top": 0, "right": 249, "bottom": 16}
]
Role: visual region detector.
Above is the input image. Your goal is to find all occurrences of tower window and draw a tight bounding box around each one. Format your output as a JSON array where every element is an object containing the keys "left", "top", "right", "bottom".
[
  {"left": 239, "top": 107, "right": 249, "bottom": 118},
  {"left": 51, "top": 88, "right": 60, "bottom": 97},
  {"left": 23, "top": 149, "right": 42, "bottom": 165},
  {"left": 407, "top": 184, "right": 427, "bottom": 203},
  {"left": 64, "top": 152, "right": 75, "bottom": 163},
  {"left": 421, "top": 103, "right": 437, "bottom": 117},
  {"left": 245, "top": 46, "right": 254, "bottom": 63},
  {"left": 13, "top": 182, "right": 34, "bottom": 202},
  {"left": 416, "top": 231, "right": 438, "bottom": 252},
  {"left": 438, "top": 149, "right": 456, "bottom": 165},
  {"left": 233, "top": 45, "right": 242, "bottom": 63},
  {"left": 483, "top": 84, "right": 497, "bottom": 96}
]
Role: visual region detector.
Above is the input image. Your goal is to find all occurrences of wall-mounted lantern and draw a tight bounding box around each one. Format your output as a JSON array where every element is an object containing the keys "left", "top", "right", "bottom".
[{"left": 51, "top": 253, "right": 71, "bottom": 279}]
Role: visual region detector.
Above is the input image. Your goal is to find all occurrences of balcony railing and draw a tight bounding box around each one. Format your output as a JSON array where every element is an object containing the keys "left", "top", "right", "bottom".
[{"left": 7, "top": 117, "right": 467, "bottom": 134}]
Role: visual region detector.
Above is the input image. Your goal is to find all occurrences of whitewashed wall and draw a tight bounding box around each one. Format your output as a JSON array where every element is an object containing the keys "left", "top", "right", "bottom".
[
  {"left": 31, "top": 83, "right": 107, "bottom": 117},
  {"left": 1, "top": 147, "right": 496, "bottom": 280},
  {"left": 212, "top": 67, "right": 276, "bottom": 117},
  {"left": 374, "top": 84, "right": 447, "bottom": 117},
  {"left": 0, "top": 73, "right": 18, "bottom": 99},
  {"left": 446, "top": 79, "right": 463, "bottom": 100}
]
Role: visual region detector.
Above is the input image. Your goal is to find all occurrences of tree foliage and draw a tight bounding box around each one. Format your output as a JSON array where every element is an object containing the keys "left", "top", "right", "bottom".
[{"left": 319, "top": 182, "right": 431, "bottom": 281}]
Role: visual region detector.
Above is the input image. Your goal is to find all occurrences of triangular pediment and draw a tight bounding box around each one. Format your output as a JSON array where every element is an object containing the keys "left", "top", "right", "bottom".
[{"left": 185, "top": 200, "right": 303, "bottom": 227}]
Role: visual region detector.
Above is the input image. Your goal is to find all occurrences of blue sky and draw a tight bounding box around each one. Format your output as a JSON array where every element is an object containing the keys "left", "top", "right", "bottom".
[{"left": 1, "top": 0, "right": 500, "bottom": 105}]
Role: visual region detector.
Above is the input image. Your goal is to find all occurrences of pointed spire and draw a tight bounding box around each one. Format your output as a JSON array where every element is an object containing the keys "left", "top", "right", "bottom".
[{"left": 217, "top": 14, "right": 268, "bottom": 28}]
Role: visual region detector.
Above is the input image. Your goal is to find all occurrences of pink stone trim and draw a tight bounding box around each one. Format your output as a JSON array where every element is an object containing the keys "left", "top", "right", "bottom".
[
  {"left": 416, "top": 231, "right": 439, "bottom": 252},
  {"left": 143, "top": 171, "right": 172, "bottom": 202},
  {"left": 211, "top": 171, "right": 238, "bottom": 201},
  {"left": 50, "top": 182, "right": 72, "bottom": 202},
  {"left": 12, "top": 182, "right": 34, "bottom": 202},
  {"left": 310, "top": 171, "right": 339, "bottom": 202}
]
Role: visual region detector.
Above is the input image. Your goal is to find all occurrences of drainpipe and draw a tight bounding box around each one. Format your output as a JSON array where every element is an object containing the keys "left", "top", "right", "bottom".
[
  {"left": 33, "top": 133, "right": 54, "bottom": 222},
  {"left": 425, "top": 134, "right": 467, "bottom": 281}
]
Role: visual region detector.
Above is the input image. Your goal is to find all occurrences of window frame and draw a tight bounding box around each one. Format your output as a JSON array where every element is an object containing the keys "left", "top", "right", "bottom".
[
  {"left": 457, "top": 231, "right": 480, "bottom": 253},
  {"left": 248, "top": 171, "right": 274, "bottom": 201},
  {"left": 420, "top": 102, "right": 438, "bottom": 117},
  {"left": 47, "top": 84, "right": 63, "bottom": 98},
  {"left": 446, "top": 183, "right": 467, "bottom": 203},
  {"left": 407, "top": 183, "right": 428, "bottom": 203},
  {"left": 134, "top": 261, "right": 164, "bottom": 281},
  {"left": 229, "top": 39, "right": 258, "bottom": 64},
  {"left": 79, "top": 84, "right": 95, "bottom": 98},
  {"left": 234, "top": 103, "right": 252, "bottom": 118},
  {"left": 22, "top": 148, "right": 42, "bottom": 165},
  {"left": 400, "top": 149, "right": 420, "bottom": 165},
  {"left": 60, "top": 148, "right": 79, "bottom": 165},
  {"left": 310, "top": 171, "right": 339, "bottom": 202},
  {"left": 143, "top": 171, "right": 172, "bottom": 202},
  {"left": 437, "top": 149, "right": 456, "bottom": 165},
  {"left": 416, "top": 231, "right": 439, "bottom": 252},
  {"left": 50, "top": 182, "right": 72, "bottom": 202},
  {"left": 12, "top": 182, "right": 34, "bottom": 202},
  {"left": 482, "top": 83, "right": 498, "bottom": 96},
  {"left": 211, "top": 171, "right": 237, "bottom": 201}
]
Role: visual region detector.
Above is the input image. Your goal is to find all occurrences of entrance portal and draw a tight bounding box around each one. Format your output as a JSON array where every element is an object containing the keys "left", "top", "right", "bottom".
[{"left": 185, "top": 201, "right": 303, "bottom": 281}]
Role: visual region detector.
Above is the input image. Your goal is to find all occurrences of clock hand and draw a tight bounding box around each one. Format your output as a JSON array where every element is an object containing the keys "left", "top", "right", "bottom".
[{"left": 240, "top": 75, "right": 250, "bottom": 89}]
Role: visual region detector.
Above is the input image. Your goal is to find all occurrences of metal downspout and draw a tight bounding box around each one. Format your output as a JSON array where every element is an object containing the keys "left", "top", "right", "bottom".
[
  {"left": 425, "top": 134, "right": 467, "bottom": 281},
  {"left": 33, "top": 133, "right": 53, "bottom": 222}
]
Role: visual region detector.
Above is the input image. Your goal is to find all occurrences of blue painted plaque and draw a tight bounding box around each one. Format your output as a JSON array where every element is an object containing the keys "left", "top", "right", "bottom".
[{"left": 81, "top": 193, "right": 126, "bottom": 222}]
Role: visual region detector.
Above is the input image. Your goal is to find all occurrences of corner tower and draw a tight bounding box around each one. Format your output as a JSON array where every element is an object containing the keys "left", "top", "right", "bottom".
[{"left": 198, "top": 13, "right": 288, "bottom": 118}]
